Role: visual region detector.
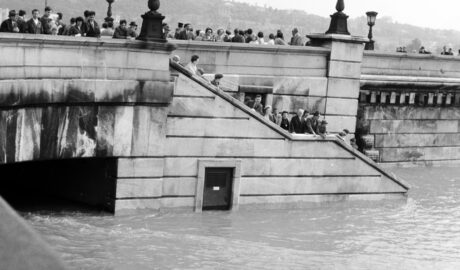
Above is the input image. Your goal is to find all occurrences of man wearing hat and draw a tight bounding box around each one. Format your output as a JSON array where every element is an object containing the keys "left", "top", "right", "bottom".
[
  {"left": 0, "top": 10, "right": 19, "bottom": 33},
  {"left": 128, "top": 21, "right": 138, "bottom": 38},
  {"left": 211, "top": 74, "right": 223, "bottom": 89},
  {"left": 82, "top": 11, "right": 101, "bottom": 38}
]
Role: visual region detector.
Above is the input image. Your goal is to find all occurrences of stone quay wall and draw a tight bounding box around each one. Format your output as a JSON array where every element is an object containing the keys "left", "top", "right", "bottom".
[
  {"left": 0, "top": 34, "right": 408, "bottom": 213},
  {"left": 172, "top": 40, "right": 460, "bottom": 165},
  {"left": 171, "top": 38, "right": 362, "bottom": 134},
  {"left": 359, "top": 51, "right": 460, "bottom": 165}
]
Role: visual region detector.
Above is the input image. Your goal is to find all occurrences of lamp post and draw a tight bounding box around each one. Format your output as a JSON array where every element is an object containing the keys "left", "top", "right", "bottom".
[
  {"left": 326, "top": 0, "right": 350, "bottom": 35},
  {"left": 365, "top": 11, "right": 378, "bottom": 50},
  {"left": 105, "top": 0, "right": 115, "bottom": 23}
]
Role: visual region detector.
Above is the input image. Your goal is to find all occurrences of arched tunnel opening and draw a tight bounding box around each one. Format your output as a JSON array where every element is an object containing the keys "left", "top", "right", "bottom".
[{"left": 0, "top": 158, "right": 117, "bottom": 213}]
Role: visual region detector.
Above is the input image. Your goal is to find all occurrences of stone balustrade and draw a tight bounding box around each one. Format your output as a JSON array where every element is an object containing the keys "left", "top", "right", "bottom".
[{"left": 359, "top": 90, "right": 460, "bottom": 107}]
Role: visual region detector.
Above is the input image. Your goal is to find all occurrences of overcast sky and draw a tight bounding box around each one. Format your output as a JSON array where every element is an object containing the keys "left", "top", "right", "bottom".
[{"left": 234, "top": 0, "right": 460, "bottom": 31}]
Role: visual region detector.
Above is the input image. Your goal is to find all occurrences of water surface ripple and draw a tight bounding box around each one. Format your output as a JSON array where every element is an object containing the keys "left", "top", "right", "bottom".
[{"left": 23, "top": 167, "right": 460, "bottom": 270}]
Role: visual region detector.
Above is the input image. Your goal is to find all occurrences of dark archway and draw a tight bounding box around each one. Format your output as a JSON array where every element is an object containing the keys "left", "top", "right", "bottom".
[{"left": 0, "top": 158, "right": 117, "bottom": 213}]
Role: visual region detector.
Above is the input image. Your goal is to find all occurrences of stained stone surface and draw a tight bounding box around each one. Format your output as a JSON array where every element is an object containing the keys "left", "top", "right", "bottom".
[
  {"left": 0, "top": 35, "right": 409, "bottom": 213},
  {"left": 362, "top": 105, "right": 460, "bottom": 163}
]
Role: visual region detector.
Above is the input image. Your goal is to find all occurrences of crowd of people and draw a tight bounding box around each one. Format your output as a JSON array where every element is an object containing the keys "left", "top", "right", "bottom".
[
  {"left": 0, "top": 7, "right": 139, "bottom": 39},
  {"left": 163, "top": 22, "right": 308, "bottom": 46},
  {"left": 0, "top": 8, "right": 309, "bottom": 46},
  {"left": 396, "top": 45, "right": 459, "bottom": 56},
  {"left": 246, "top": 96, "right": 357, "bottom": 147},
  {"left": 1, "top": 6, "right": 354, "bottom": 146},
  {"left": 177, "top": 55, "right": 354, "bottom": 147},
  {"left": 176, "top": 53, "right": 356, "bottom": 147}
]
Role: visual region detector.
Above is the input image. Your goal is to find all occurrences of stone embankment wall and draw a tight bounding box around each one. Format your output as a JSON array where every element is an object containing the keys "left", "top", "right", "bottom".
[
  {"left": 114, "top": 66, "right": 407, "bottom": 212},
  {"left": 0, "top": 35, "right": 408, "bottom": 213},
  {"left": 171, "top": 39, "right": 361, "bottom": 134},
  {"left": 0, "top": 34, "right": 174, "bottom": 164},
  {"left": 359, "top": 52, "right": 460, "bottom": 165}
]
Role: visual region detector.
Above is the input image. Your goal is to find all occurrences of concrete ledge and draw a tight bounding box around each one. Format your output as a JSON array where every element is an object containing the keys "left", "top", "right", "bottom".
[
  {"left": 362, "top": 51, "right": 460, "bottom": 78},
  {"left": 238, "top": 193, "right": 407, "bottom": 210},
  {"left": 0, "top": 33, "right": 176, "bottom": 52},
  {"left": 361, "top": 75, "right": 460, "bottom": 90},
  {"left": 0, "top": 197, "right": 67, "bottom": 270},
  {"left": 170, "top": 39, "right": 330, "bottom": 55},
  {"left": 171, "top": 62, "right": 409, "bottom": 191}
]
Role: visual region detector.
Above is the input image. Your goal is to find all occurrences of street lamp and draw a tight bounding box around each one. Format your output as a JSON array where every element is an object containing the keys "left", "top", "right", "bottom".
[
  {"left": 365, "top": 11, "right": 378, "bottom": 50},
  {"left": 105, "top": 0, "right": 115, "bottom": 23}
]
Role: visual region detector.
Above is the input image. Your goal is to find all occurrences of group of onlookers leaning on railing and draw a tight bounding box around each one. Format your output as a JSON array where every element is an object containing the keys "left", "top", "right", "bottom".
[
  {"left": 163, "top": 21, "right": 309, "bottom": 46},
  {"left": 0, "top": 7, "right": 138, "bottom": 39},
  {"left": 174, "top": 54, "right": 357, "bottom": 148}
]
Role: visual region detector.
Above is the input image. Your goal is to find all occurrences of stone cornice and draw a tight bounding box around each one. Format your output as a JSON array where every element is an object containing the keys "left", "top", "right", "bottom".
[
  {"left": 307, "top": 33, "right": 369, "bottom": 44},
  {"left": 169, "top": 40, "right": 330, "bottom": 55},
  {"left": 0, "top": 33, "right": 176, "bottom": 52},
  {"left": 364, "top": 50, "right": 460, "bottom": 61}
]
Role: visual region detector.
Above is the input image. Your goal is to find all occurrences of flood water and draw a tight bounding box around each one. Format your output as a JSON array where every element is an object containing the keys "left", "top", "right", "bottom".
[{"left": 22, "top": 167, "right": 460, "bottom": 270}]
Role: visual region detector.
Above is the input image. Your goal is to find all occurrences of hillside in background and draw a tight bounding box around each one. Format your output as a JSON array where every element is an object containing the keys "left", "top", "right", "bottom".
[{"left": 1, "top": 0, "right": 460, "bottom": 52}]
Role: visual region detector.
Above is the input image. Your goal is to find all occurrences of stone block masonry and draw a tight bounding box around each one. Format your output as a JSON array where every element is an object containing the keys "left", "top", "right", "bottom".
[
  {"left": 360, "top": 51, "right": 460, "bottom": 165},
  {"left": 0, "top": 34, "right": 408, "bottom": 213}
]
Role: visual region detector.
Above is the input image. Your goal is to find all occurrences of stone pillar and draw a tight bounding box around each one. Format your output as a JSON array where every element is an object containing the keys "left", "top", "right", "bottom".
[
  {"left": 137, "top": 0, "right": 166, "bottom": 42},
  {"left": 307, "top": 34, "right": 367, "bottom": 134}
]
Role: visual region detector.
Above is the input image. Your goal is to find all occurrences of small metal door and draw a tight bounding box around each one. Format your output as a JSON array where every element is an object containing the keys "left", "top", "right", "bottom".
[{"left": 203, "top": 168, "right": 233, "bottom": 211}]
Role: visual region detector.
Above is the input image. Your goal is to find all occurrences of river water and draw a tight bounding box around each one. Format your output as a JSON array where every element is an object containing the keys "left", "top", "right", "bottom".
[{"left": 22, "top": 167, "right": 460, "bottom": 270}]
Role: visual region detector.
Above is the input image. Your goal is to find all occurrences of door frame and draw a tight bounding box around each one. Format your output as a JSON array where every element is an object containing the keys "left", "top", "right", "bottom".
[{"left": 195, "top": 159, "right": 242, "bottom": 213}]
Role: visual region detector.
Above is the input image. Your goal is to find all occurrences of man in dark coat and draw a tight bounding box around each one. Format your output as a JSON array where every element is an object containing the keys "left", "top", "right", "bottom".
[
  {"left": 174, "top": 22, "right": 183, "bottom": 39},
  {"left": 41, "top": 6, "right": 52, "bottom": 34},
  {"left": 232, "top": 28, "right": 245, "bottom": 43},
  {"left": 252, "top": 95, "right": 264, "bottom": 116},
  {"left": 127, "top": 21, "right": 138, "bottom": 39},
  {"left": 290, "top": 109, "right": 306, "bottom": 134},
  {"left": 56, "top": 12, "right": 66, "bottom": 35},
  {"left": 25, "top": 9, "right": 43, "bottom": 34},
  {"left": 290, "top": 28, "right": 304, "bottom": 46},
  {"left": 0, "top": 10, "right": 19, "bottom": 33},
  {"left": 280, "top": 111, "right": 290, "bottom": 131},
  {"left": 17, "top": 10, "right": 27, "bottom": 33},
  {"left": 178, "top": 23, "right": 193, "bottom": 40},
  {"left": 68, "top": 17, "right": 84, "bottom": 36},
  {"left": 82, "top": 11, "right": 100, "bottom": 38},
  {"left": 113, "top": 20, "right": 129, "bottom": 39}
]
